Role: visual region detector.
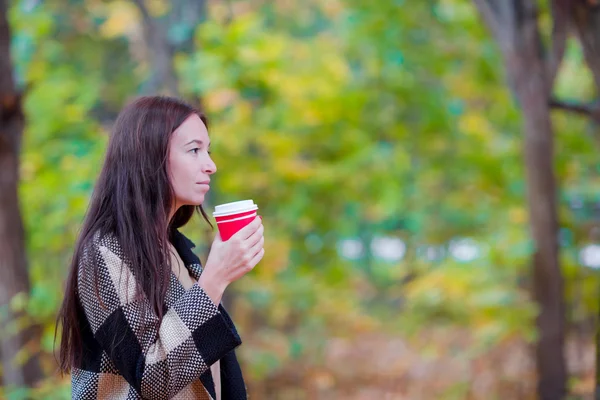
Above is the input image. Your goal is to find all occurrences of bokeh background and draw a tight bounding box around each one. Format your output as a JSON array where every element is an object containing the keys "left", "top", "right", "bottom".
[{"left": 1, "top": 0, "right": 600, "bottom": 399}]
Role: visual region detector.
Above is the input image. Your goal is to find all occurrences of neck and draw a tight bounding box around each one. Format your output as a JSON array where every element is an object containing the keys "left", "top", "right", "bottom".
[{"left": 168, "top": 204, "right": 180, "bottom": 228}]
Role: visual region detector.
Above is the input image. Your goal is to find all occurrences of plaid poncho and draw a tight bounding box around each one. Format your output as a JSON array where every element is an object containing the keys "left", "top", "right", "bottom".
[{"left": 71, "top": 230, "right": 247, "bottom": 399}]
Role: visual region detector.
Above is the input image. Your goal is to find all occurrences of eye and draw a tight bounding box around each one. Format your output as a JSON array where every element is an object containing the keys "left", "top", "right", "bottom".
[{"left": 190, "top": 148, "right": 200, "bottom": 154}]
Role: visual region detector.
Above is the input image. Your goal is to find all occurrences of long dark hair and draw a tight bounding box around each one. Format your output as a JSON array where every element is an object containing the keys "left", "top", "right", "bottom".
[{"left": 55, "top": 96, "right": 212, "bottom": 373}]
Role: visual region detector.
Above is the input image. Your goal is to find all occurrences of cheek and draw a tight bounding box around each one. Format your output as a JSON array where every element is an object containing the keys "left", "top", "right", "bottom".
[
  {"left": 168, "top": 156, "right": 185, "bottom": 188},
  {"left": 170, "top": 157, "right": 196, "bottom": 188}
]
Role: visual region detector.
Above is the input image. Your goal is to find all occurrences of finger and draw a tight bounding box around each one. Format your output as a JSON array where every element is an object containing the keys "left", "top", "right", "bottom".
[
  {"left": 245, "top": 223, "right": 264, "bottom": 248},
  {"left": 249, "top": 248, "right": 265, "bottom": 269},
  {"left": 234, "top": 216, "right": 262, "bottom": 240},
  {"left": 248, "top": 234, "right": 264, "bottom": 256}
]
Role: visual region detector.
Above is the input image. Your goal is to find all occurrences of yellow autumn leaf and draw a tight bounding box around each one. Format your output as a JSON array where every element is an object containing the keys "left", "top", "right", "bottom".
[
  {"left": 99, "top": 1, "right": 140, "bottom": 38},
  {"left": 204, "top": 89, "right": 238, "bottom": 112},
  {"left": 321, "top": 0, "right": 344, "bottom": 18},
  {"left": 458, "top": 113, "right": 494, "bottom": 138},
  {"left": 146, "top": 0, "right": 169, "bottom": 17},
  {"left": 508, "top": 207, "right": 527, "bottom": 224}
]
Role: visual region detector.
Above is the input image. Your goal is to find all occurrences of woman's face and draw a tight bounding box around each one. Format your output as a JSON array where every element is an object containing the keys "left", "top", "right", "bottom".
[{"left": 168, "top": 114, "right": 216, "bottom": 209}]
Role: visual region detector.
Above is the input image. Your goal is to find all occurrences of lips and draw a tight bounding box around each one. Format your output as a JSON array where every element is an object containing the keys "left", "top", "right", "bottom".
[{"left": 197, "top": 181, "right": 210, "bottom": 185}]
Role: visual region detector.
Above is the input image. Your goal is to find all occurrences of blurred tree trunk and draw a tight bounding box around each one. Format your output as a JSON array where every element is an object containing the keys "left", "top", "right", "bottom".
[
  {"left": 0, "top": 0, "right": 43, "bottom": 388},
  {"left": 131, "top": 0, "right": 179, "bottom": 95},
  {"left": 131, "top": 0, "right": 206, "bottom": 97},
  {"left": 568, "top": 4, "right": 600, "bottom": 398},
  {"left": 472, "top": 1, "right": 567, "bottom": 399},
  {"left": 541, "top": 2, "right": 600, "bottom": 397},
  {"left": 550, "top": 2, "right": 600, "bottom": 124},
  {"left": 570, "top": 2, "right": 600, "bottom": 91}
]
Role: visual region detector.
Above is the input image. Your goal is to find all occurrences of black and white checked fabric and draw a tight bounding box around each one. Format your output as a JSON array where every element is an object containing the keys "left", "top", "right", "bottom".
[{"left": 72, "top": 230, "right": 247, "bottom": 399}]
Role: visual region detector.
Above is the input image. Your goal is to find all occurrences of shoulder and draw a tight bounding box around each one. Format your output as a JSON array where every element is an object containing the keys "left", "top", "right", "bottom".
[
  {"left": 77, "top": 230, "right": 126, "bottom": 276},
  {"left": 77, "top": 231, "right": 141, "bottom": 317}
]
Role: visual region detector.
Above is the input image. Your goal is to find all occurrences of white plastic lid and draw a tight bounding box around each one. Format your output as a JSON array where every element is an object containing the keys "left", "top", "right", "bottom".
[{"left": 213, "top": 200, "right": 258, "bottom": 217}]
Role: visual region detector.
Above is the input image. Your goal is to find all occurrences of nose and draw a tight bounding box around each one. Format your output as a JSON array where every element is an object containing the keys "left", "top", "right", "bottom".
[{"left": 203, "top": 155, "right": 217, "bottom": 175}]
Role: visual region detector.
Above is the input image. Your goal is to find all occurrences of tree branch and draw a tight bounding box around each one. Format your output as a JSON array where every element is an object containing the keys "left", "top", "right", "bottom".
[
  {"left": 571, "top": 0, "right": 600, "bottom": 92},
  {"left": 549, "top": 98, "right": 600, "bottom": 122}
]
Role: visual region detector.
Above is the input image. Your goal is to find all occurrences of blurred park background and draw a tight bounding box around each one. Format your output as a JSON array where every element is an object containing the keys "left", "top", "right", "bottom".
[{"left": 2, "top": 0, "right": 600, "bottom": 399}]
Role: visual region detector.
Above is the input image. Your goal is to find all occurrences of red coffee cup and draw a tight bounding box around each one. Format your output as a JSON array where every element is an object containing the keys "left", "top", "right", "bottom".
[
  {"left": 214, "top": 209, "right": 256, "bottom": 223},
  {"left": 213, "top": 200, "right": 259, "bottom": 241}
]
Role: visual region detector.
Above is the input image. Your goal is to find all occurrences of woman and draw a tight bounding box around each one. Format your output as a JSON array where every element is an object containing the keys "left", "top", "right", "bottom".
[{"left": 55, "top": 96, "right": 264, "bottom": 399}]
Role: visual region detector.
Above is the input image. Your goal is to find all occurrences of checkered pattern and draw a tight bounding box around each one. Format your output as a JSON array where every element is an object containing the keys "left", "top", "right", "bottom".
[{"left": 72, "top": 230, "right": 247, "bottom": 399}]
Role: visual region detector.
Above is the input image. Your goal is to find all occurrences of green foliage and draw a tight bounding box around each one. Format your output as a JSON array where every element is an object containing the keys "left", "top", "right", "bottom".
[{"left": 4, "top": 0, "right": 600, "bottom": 396}]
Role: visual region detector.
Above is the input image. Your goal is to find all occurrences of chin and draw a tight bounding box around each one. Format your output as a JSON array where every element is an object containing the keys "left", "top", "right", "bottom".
[
  {"left": 178, "top": 194, "right": 205, "bottom": 208},
  {"left": 190, "top": 196, "right": 205, "bottom": 206}
]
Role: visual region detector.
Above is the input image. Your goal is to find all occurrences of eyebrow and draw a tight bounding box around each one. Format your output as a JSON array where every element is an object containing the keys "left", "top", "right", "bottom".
[{"left": 184, "top": 139, "right": 211, "bottom": 147}]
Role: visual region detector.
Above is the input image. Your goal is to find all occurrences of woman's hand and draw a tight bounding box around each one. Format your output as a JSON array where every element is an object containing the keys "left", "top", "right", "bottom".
[{"left": 199, "top": 216, "right": 264, "bottom": 305}]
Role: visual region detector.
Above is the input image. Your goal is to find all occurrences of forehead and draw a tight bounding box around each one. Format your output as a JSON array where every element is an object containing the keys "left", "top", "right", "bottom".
[{"left": 171, "top": 114, "right": 209, "bottom": 144}]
